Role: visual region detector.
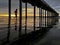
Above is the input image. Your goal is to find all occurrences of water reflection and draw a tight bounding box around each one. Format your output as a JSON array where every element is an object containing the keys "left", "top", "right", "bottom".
[
  {"left": 0, "top": 16, "right": 59, "bottom": 45},
  {"left": 15, "top": 17, "right": 17, "bottom": 31},
  {"left": 10, "top": 17, "right": 59, "bottom": 45}
]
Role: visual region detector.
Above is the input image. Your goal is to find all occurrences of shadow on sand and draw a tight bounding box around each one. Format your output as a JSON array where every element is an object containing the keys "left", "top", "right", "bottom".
[{"left": 10, "top": 26, "right": 53, "bottom": 45}]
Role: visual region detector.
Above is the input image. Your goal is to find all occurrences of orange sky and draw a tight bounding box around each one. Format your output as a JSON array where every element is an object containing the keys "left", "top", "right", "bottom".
[
  {"left": 0, "top": 13, "right": 39, "bottom": 16},
  {"left": 0, "top": 8, "right": 40, "bottom": 16}
]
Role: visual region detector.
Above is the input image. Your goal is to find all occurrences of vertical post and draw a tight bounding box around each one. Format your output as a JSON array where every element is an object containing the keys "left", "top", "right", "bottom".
[
  {"left": 50, "top": 12, "right": 51, "bottom": 17},
  {"left": 25, "top": 2, "right": 27, "bottom": 34},
  {"left": 49, "top": 11, "right": 50, "bottom": 17},
  {"left": 47, "top": 11, "right": 48, "bottom": 26},
  {"left": 47, "top": 11, "right": 49, "bottom": 17},
  {"left": 41, "top": 8, "right": 42, "bottom": 28},
  {"left": 39, "top": 8, "right": 42, "bottom": 28},
  {"left": 39, "top": 8, "right": 40, "bottom": 27},
  {"left": 34, "top": 5, "right": 36, "bottom": 31},
  {"left": 51, "top": 12, "right": 52, "bottom": 17},
  {"left": 7, "top": 0, "right": 11, "bottom": 42},
  {"left": 50, "top": 12, "right": 52, "bottom": 26},
  {"left": 46, "top": 11, "right": 47, "bottom": 27},
  {"left": 45, "top": 10, "right": 46, "bottom": 27},
  {"left": 19, "top": 0, "right": 22, "bottom": 37}
]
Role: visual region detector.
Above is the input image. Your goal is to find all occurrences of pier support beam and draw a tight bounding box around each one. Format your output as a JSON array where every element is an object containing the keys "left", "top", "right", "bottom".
[
  {"left": 39, "top": 8, "right": 42, "bottom": 28},
  {"left": 25, "top": 2, "right": 27, "bottom": 34},
  {"left": 39, "top": 8, "right": 41, "bottom": 27},
  {"left": 7, "top": 0, "right": 11, "bottom": 42},
  {"left": 48, "top": 11, "right": 49, "bottom": 17},
  {"left": 19, "top": 0, "right": 22, "bottom": 37},
  {"left": 47, "top": 11, "right": 48, "bottom": 26},
  {"left": 34, "top": 5, "right": 36, "bottom": 31},
  {"left": 45, "top": 10, "right": 46, "bottom": 27},
  {"left": 50, "top": 12, "right": 51, "bottom": 17},
  {"left": 41, "top": 8, "right": 42, "bottom": 27}
]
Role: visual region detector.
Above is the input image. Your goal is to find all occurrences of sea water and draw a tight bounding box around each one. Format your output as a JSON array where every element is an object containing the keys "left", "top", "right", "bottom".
[{"left": 0, "top": 16, "right": 58, "bottom": 44}]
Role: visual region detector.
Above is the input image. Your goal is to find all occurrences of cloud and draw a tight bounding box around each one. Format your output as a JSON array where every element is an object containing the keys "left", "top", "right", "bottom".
[
  {"left": 0, "top": 0, "right": 34, "bottom": 14},
  {"left": 0, "top": 0, "right": 19, "bottom": 14},
  {"left": 44, "top": 0, "right": 60, "bottom": 14},
  {"left": 0, "top": 0, "right": 8, "bottom": 8},
  {"left": 0, "top": 0, "right": 60, "bottom": 15}
]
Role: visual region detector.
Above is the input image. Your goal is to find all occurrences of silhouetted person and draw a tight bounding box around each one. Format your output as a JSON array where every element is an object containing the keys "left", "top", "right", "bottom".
[
  {"left": 14, "top": 9, "right": 18, "bottom": 30},
  {"left": 15, "top": 9, "right": 18, "bottom": 18}
]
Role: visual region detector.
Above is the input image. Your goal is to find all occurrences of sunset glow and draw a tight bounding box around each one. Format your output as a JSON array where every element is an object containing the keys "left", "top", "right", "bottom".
[{"left": 0, "top": 8, "right": 40, "bottom": 16}]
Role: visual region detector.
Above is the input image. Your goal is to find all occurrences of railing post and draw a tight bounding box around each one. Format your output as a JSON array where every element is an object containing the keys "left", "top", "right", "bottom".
[
  {"left": 19, "top": 0, "right": 22, "bottom": 37},
  {"left": 25, "top": 1, "right": 27, "bottom": 34}
]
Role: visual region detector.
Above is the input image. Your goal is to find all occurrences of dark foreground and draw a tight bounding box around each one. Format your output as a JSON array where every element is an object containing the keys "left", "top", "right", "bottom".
[
  {"left": 6, "top": 19, "right": 60, "bottom": 45},
  {"left": 9, "top": 22, "right": 60, "bottom": 45},
  {"left": 1, "top": 17, "right": 60, "bottom": 45},
  {"left": 8, "top": 27, "right": 50, "bottom": 45}
]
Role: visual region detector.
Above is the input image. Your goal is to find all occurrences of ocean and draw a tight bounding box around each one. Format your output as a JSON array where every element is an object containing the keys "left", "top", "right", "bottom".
[
  {"left": 0, "top": 16, "right": 58, "bottom": 44},
  {"left": 0, "top": 16, "right": 40, "bottom": 42}
]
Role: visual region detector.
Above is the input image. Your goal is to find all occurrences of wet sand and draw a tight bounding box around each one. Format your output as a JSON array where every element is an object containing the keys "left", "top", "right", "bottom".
[
  {"left": 34, "top": 19, "right": 60, "bottom": 45},
  {"left": 10, "top": 18, "right": 60, "bottom": 45}
]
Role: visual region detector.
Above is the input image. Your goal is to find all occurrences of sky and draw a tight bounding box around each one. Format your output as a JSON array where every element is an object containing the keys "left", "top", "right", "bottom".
[
  {"left": 0, "top": 0, "right": 60, "bottom": 16},
  {"left": 45, "top": 0, "right": 60, "bottom": 15}
]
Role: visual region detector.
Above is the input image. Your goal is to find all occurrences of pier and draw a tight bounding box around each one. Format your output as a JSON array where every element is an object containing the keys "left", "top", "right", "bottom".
[{"left": 0, "top": 0, "right": 59, "bottom": 45}]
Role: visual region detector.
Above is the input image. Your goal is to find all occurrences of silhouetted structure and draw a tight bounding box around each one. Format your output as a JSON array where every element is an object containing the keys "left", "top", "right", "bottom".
[
  {"left": 0, "top": 0, "right": 59, "bottom": 45},
  {"left": 34, "top": 5, "right": 36, "bottom": 31},
  {"left": 19, "top": 0, "right": 22, "bottom": 38},
  {"left": 25, "top": 2, "right": 27, "bottom": 34},
  {"left": 7, "top": 0, "right": 11, "bottom": 42},
  {"left": 21, "top": 0, "right": 59, "bottom": 32}
]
